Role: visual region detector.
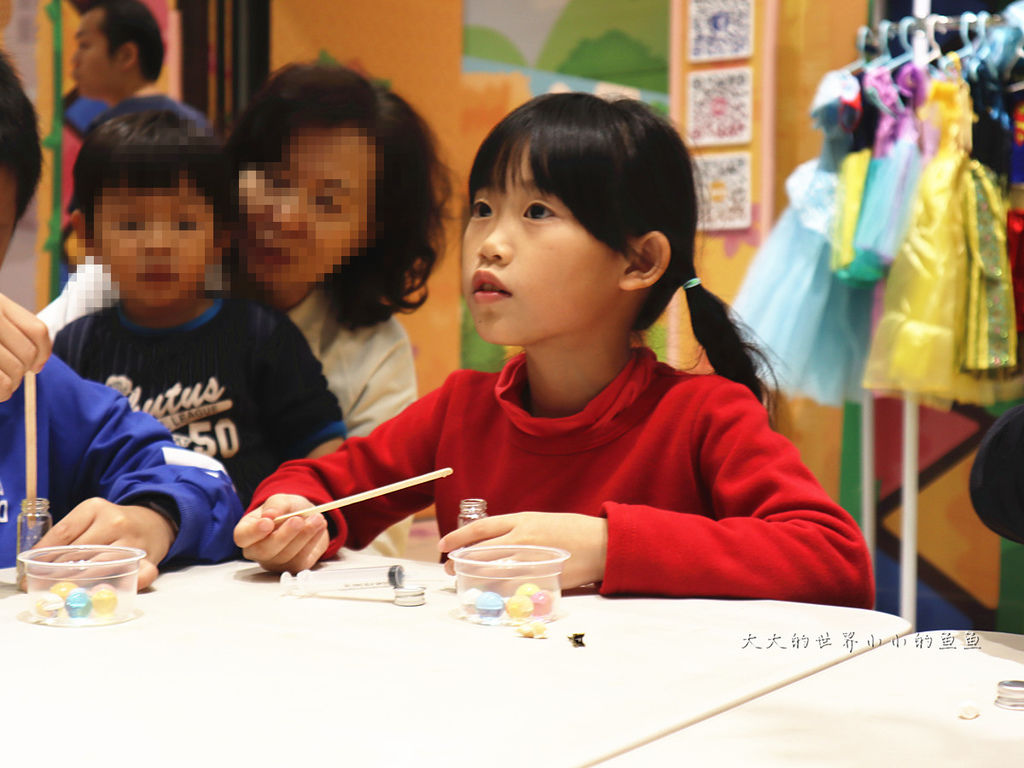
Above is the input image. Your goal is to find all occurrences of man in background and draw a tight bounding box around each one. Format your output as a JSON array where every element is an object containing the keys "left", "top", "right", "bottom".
[
  {"left": 64, "top": 1, "right": 213, "bottom": 279},
  {"left": 72, "top": 0, "right": 211, "bottom": 135}
]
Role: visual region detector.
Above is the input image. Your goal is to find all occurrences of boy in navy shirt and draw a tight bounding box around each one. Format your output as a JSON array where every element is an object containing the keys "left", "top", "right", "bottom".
[
  {"left": 0, "top": 53, "right": 241, "bottom": 585},
  {"left": 55, "top": 110, "right": 346, "bottom": 506}
]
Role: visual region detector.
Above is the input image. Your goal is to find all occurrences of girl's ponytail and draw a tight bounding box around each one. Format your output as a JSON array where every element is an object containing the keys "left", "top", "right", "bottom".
[{"left": 683, "top": 279, "right": 775, "bottom": 412}]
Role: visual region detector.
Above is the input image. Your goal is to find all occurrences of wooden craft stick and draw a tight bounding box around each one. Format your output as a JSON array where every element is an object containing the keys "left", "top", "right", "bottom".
[
  {"left": 272, "top": 467, "right": 454, "bottom": 526},
  {"left": 24, "top": 371, "right": 36, "bottom": 501}
]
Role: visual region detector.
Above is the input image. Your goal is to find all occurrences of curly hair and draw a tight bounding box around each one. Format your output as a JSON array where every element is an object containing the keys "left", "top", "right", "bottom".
[{"left": 226, "top": 63, "right": 448, "bottom": 329}]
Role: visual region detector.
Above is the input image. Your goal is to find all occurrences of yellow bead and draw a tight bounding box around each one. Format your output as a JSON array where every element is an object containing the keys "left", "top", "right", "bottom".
[
  {"left": 90, "top": 586, "right": 118, "bottom": 616},
  {"left": 34, "top": 595, "right": 63, "bottom": 618},
  {"left": 514, "top": 583, "right": 541, "bottom": 598},
  {"left": 507, "top": 594, "right": 534, "bottom": 620},
  {"left": 49, "top": 581, "right": 77, "bottom": 600}
]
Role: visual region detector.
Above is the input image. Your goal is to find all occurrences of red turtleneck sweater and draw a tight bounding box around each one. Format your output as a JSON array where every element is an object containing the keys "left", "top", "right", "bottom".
[{"left": 249, "top": 349, "right": 873, "bottom": 608}]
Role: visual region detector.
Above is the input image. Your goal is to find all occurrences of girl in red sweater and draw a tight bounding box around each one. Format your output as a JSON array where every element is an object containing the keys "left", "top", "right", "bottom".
[{"left": 234, "top": 93, "right": 874, "bottom": 607}]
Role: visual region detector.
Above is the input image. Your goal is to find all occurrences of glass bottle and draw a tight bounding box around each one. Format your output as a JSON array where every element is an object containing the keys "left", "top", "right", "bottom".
[
  {"left": 16, "top": 498, "right": 51, "bottom": 582},
  {"left": 457, "top": 498, "right": 488, "bottom": 528},
  {"left": 995, "top": 680, "right": 1024, "bottom": 711}
]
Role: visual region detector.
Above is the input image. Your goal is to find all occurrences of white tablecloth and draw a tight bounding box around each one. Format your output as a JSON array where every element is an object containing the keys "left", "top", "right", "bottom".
[
  {"left": 1, "top": 551, "right": 911, "bottom": 767},
  {"left": 605, "top": 630, "right": 1024, "bottom": 766}
]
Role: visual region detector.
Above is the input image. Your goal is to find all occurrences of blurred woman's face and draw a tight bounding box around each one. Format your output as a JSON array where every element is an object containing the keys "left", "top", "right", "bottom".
[{"left": 238, "top": 125, "right": 375, "bottom": 309}]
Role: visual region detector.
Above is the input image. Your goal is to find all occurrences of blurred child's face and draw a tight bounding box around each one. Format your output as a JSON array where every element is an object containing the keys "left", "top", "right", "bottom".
[
  {"left": 463, "top": 166, "right": 629, "bottom": 352},
  {"left": 93, "top": 177, "right": 218, "bottom": 321},
  {"left": 237, "top": 125, "right": 375, "bottom": 307},
  {"left": 0, "top": 166, "right": 16, "bottom": 263}
]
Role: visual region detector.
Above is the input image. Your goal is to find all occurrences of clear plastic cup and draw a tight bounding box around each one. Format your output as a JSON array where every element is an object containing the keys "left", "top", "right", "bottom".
[
  {"left": 17, "top": 545, "right": 146, "bottom": 627},
  {"left": 448, "top": 545, "right": 570, "bottom": 625}
]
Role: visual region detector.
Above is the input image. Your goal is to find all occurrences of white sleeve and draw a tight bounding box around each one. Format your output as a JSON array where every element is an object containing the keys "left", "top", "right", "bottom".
[
  {"left": 37, "top": 262, "right": 116, "bottom": 339},
  {"left": 323, "top": 319, "right": 418, "bottom": 438}
]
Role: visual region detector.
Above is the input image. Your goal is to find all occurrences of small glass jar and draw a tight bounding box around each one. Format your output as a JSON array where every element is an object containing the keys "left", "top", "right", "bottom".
[
  {"left": 16, "top": 498, "right": 52, "bottom": 582},
  {"left": 457, "top": 498, "right": 488, "bottom": 528},
  {"left": 995, "top": 680, "right": 1024, "bottom": 711}
]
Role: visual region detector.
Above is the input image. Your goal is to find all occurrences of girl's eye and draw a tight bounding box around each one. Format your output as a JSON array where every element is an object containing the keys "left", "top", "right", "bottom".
[
  {"left": 176, "top": 219, "right": 198, "bottom": 231},
  {"left": 525, "top": 203, "right": 552, "bottom": 220},
  {"left": 116, "top": 220, "right": 142, "bottom": 231},
  {"left": 471, "top": 200, "right": 492, "bottom": 217}
]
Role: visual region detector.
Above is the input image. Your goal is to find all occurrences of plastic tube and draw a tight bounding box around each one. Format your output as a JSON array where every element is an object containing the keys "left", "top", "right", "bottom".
[{"left": 280, "top": 565, "right": 405, "bottom": 595}]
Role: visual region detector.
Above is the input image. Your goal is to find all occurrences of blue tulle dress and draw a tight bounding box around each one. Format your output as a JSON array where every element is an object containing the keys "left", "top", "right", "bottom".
[{"left": 732, "top": 71, "right": 875, "bottom": 406}]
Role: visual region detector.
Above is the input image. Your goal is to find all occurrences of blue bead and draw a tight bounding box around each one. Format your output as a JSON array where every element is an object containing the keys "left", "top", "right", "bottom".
[
  {"left": 475, "top": 591, "right": 504, "bottom": 619},
  {"left": 65, "top": 588, "right": 93, "bottom": 619}
]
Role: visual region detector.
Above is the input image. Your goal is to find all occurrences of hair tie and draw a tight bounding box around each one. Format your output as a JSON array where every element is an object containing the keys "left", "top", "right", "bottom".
[{"left": 682, "top": 277, "right": 702, "bottom": 290}]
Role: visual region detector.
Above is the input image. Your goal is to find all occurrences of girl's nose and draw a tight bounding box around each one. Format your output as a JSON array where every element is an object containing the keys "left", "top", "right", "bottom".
[{"left": 477, "top": 223, "right": 511, "bottom": 264}]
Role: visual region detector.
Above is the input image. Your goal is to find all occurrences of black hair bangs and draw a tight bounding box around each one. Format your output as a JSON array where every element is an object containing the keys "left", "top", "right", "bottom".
[
  {"left": 96, "top": 147, "right": 231, "bottom": 216},
  {"left": 75, "top": 111, "right": 234, "bottom": 231},
  {"left": 468, "top": 93, "right": 636, "bottom": 252}
]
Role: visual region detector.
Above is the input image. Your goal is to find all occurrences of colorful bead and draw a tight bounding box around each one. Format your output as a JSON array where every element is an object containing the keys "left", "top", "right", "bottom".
[
  {"left": 530, "top": 590, "right": 553, "bottom": 617},
  {"left": 514, "top": 583, "right": 541, "bottom": 598},
  {"left": 506, "top": 594, "right": 534, "bottom": 620},
  {"left": 474, "top": 591, "right": 504, "bottom": 621},
  {"left": 34, "top": 594, "right": 64, "bottom": 619},
  {"left": 90, "top": 586, "right": 118, "bottom": 616},
  {"left": 460, "top": 587, "right": 482, "bottom": 613},
  {"left": 65, "top": 588, "right": 92, "bottom": 619},
  {"left": 50, "top": 581, "right": 77, "bottom": 600}
]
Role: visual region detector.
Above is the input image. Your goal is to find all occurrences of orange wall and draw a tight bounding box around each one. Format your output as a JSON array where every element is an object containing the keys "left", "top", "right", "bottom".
[
  {"left": 757, "top": 0, "right": 867, "bottom": 499},
  {"left": 271, "top": 1, "right": 464, "bottom": 397}
]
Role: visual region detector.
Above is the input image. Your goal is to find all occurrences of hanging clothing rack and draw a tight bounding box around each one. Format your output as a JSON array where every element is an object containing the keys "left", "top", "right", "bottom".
[
  {"left": 864, "top": 12, "right": 1006, "bottom": 39},
  {"left": 855, "top": 12, "right": 1010, "bottom": 65},
  {"left": 858, "top": 2, "right": 1019, "bottom": 629}
]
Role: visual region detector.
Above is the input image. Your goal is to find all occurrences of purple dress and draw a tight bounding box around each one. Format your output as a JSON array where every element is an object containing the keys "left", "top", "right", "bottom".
[{"left": 841, "top": 64, "right": 929, "bottom": 285}]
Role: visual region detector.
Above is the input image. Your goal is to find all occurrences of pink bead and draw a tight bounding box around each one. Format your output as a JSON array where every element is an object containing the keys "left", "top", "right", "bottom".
[{"left": 530, "top": 590, "right": 553, "bottom": 617}]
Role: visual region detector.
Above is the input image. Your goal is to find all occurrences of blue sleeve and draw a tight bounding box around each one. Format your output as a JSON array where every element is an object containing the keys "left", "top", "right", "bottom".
[{"left": 42, "top": 357, "right": 243, "bottom": 565}]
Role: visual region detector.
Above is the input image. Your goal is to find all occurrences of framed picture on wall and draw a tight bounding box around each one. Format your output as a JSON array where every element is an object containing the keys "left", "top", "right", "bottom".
[
  {"left": 687, "top": 66, "right": 752, "bottom": 146},
  {"left": 688, "top": 0, "right": 754, "bottom": 62},
  {"left": 694, "top": 151, "right": 751, "bottom": 231}
]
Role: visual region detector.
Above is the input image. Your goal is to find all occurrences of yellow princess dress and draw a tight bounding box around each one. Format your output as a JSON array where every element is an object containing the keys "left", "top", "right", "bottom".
[
  {"left": 864, "top": 77, "right": 969, "bottom": 407},
  {"left": 864, "top": 73, "right": 1023, "bottom": 407}
]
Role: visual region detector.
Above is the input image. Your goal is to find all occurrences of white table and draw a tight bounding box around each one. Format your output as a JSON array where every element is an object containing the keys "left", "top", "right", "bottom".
[
  {"left": 604, "top": 630, "right": 1024, "bottom": 766},
  {"left": 1, "top": 551, "right": 910, "bottom": 767}
]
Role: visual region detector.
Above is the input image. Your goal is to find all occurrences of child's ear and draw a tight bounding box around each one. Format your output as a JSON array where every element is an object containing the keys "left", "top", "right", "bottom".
[
  {"left": 69, "top": 209, "right": 89, "bottom": 243},
  {"left": 620, "top": 231, "right": 670, "bottom": 292}
]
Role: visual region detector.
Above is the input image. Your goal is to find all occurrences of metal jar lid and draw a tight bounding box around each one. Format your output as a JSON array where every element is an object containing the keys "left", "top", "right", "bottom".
[
  {"left": 394, "top": 586, "right": 426, "bottom": 607},
  {"left": 995, "top": 680, "right": 1024, "bottom": 711}
]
